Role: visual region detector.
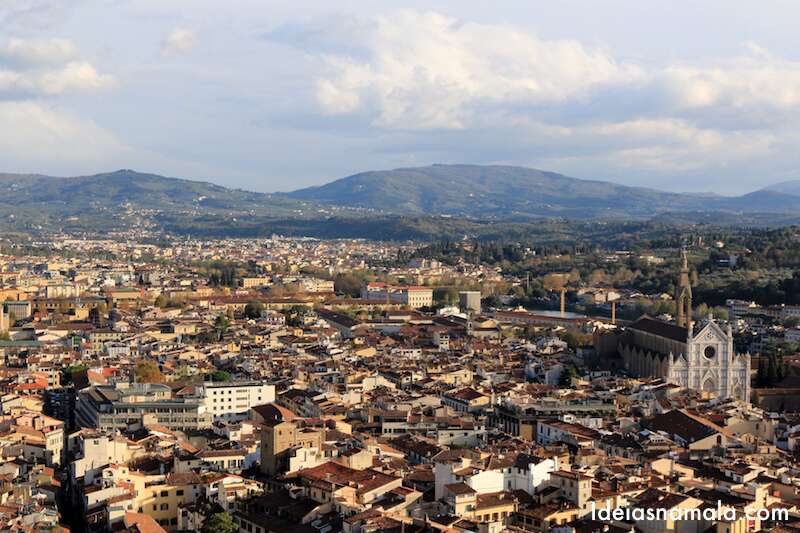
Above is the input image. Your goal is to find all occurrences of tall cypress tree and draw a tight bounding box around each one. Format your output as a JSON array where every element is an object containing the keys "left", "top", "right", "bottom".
[{"left": 767, "top": 354, "right": 778, "bottom": 387}]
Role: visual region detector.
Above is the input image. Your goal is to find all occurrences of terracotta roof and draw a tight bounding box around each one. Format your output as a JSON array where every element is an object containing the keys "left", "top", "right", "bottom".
[
  {"left": 628, "top": 317, "right": 688, "bottom": 343},
  {"left": 445, "top": 482, "right": 476, "bottom": 495},
  {"left": 123, "top": 512, "right": 167, "bottom": 533}
]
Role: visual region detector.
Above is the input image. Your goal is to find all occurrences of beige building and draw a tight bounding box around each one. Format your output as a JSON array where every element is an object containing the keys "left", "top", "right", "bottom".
[
  {"left": 361, "top": 282, "right": 433, "bottom": 308},
  {"left": 259, "top": 405, "right": 324, "bottom": 476},
  {"left": 240, "top": 277, "right": 271, "bottom": 288}
]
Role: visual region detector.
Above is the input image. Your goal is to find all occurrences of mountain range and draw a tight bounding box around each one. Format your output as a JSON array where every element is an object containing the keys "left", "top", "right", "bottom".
[
  {"left": 0, "top": 169, "right": 304, "bottom": 217},
  {"left": 287, "top": 164, "right": 800, "bottom": 218},
  {"left": 1, "top": 165, "right": 800, "bottom": 237}
]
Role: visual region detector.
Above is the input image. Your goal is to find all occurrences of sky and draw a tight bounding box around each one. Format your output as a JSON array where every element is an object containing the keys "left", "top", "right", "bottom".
[{"left": 3, "top": 1, "right": 800, "bottom": 195}]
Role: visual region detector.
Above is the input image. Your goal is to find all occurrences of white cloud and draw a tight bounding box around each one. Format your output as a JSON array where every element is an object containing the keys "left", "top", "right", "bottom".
[
  {"left": 0, "top": 38, "right": 112, "bottom": 98},
  {"left": 0, "top": 1, "right": 80, "bottom": 32},
  {"left": 261, "top": 9, "right": 800, "bottom": 190},
  {"left": 0, "top": 101, "right": 130, "bottom": 168},
  {"left": 283, "top": 10, "right": 644, "bottom": 130},
  {"left": 577, "top": 119, "right": 774, "bottom": 171},
  {"left": 0, "top": 36, "right": 123, "bottom": 173},
  {"left": 0, "top": 38, "right": 76, "bottom": 66},
  {"left": 657, "top": 58, "right": 800, "bottom": 120},
  {"left": 39, "top": 61, "right": 113, "bottom": 94},
  {"left": 279, "top": 11, "right": 800, "bottom": 134},
  {"left": 161, "top": 28, "right": 196, "bottom": 57}
]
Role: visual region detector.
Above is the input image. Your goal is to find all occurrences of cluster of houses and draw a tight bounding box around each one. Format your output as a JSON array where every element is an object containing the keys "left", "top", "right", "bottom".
[{"left": 0, "top": 237, "right": 795, "bottom": 533}]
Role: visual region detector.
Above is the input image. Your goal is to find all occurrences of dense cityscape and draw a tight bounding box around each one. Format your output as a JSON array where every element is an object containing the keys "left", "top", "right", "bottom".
[
  {"left": 7, "top": 2, "right": 800, "bottom": 532},
  {"left": 0, "top": 229, "right": 798, "bottom": 533}
]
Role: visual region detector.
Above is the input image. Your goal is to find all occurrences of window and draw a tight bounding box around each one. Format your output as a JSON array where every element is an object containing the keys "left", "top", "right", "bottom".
[{"left": 176, "top": 490, "right": 184, "bottom": 496}]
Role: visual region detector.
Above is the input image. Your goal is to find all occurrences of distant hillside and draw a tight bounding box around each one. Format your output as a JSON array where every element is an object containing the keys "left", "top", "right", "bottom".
[
  {"left": 0, "top": 169, "right": 307, "bottom": 215},
  {"left": 762, "top": 180, "right": 800, "bottom": 197},
  {"left": 0, "top": 169, "right": 318, "bottom": 233},
  {"left": 1, "top": 165, "right": 800, "bottom": 238},
  {"left": 286, "top": 164, "right": 800, "bottom": 218},
  {"left": 715, "top": 189, "right": 800, "bottom": 212}
]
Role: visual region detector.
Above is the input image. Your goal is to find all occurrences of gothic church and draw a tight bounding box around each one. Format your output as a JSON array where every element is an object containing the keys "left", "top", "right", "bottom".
[{"left": 617, "top": 250, "right": 751, "bottom": 402}]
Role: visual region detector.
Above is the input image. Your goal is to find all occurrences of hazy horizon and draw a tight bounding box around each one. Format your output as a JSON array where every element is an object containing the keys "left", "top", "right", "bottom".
[
  {"left": 4, "top": 1, "right": 800, "bottom": 195},
  {"left": 1, "top": 164, "right": 791, "bottom": 198}
]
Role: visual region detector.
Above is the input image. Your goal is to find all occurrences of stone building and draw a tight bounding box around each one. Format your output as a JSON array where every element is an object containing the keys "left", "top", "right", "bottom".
[{"left": 602, "top": 250, "right": 751, "bottom": 403}]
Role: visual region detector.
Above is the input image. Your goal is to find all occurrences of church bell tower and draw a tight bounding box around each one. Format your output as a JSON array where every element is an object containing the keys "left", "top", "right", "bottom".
[{"left": 675, "top": 248, "right": 692, "bottom": 328}]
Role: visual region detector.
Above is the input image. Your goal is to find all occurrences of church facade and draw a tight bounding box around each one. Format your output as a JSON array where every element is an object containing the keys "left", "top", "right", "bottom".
[{"left": 616, "top": 250, "right": 750, "bottom": 403}]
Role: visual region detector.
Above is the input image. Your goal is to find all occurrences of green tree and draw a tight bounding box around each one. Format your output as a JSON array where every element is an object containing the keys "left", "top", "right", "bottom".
[
  {"left": 756, "top": 356, "right": 766, "bottom": 387},
  {"left": 482, "top": 295, "right": 502, "bottom": 309},
  {"left": 135, "top": 361, "right": 165, "bottom": 384},
  {"left": 214, "top": 314, "right": 230, "bottom": 340},
  {"left": 433, "top": 287, "right": 459, "bottom": 306},
  {"left": 244, "top": 301, "right": 264, "bottom": 319},
  {"left": 562, "top": 331, "right": 592, "bottom": 350},
  {"left": 202, "top": 513, "right": 237, "bottom": 533},
  {"left": 766, "top": 354, "right": 778, "bottom": 387},
  {"left": 155, "top": 294, "right": 169, "bottom": 308},
  {"left": 334, "top": 273, "right": 363, "bottom": 297},
  {"left": 62, "top": 363, "right": 89, "bottom": 385},
  {"left": 710, "top": 306, "right": 729, "bottom": 320},
  {"left": 207, "top": 370, "right": 231, "bottom": 382},
  {"left": 784, "top": 316, "right": 800, "bottom": 328},
  {"left": 559, "top": 365, "right": 577, "bottom": 387}
]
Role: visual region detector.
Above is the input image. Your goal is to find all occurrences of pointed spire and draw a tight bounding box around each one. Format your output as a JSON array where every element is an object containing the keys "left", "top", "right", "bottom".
[{"left": 676, "top": 246, "right": 693, "bottom": 329}]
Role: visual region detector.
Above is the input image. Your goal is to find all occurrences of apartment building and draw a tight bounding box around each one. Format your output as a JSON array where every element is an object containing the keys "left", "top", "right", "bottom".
[
  {"left": 298, "top": 277, "right": 334, "bottom": 293},
  {"left": 76, "top": 383, "right": 212, "bottom": 432},
  {"left": 7, "top": 411, "right": 65, "bottom": 467},
  {"left": 535, "top": 419, "right": 601, "bottom": 449},
  {"left": 200, "top": 381, "right": 276, "bottom": 421},
  {"left": 260, "top": 417, "right": 325, "bottom": 476},
  {"left": 361, "top": 282, "right": 433, "bottom": 308},
  {"left": 240, "top": 276, "right": 271, "bottom": 289}
]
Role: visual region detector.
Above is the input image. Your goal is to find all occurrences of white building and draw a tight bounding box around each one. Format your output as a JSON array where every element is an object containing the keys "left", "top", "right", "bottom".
[
  {"left": 201, "top": 381, "right": 276, "bottom": 421},
  {"left": 434, "top": 451, "right": 556, "bottom": 501},
  {"left": 620, "top": 317, "right": 751, "bottom": 403},
  {"left": 616, "top": 256, "right": 751, "bottom": 403},
  {"left": 361, "top": 282, "right": 433, "bottom": 308}
]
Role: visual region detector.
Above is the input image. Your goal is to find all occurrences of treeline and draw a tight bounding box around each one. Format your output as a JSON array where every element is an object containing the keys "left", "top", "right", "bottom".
[
  {"left": 406, "top": 240, "right": 537, "bottom": 265},
  {"left": 694, "top": 271, "right": 800, "bottom": 306},
  {"left": 756, "top": 352, "right": 790, "bottom": 388},
  {"left": 193, "top": 260, "right": 263, "bottom": 287}
]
